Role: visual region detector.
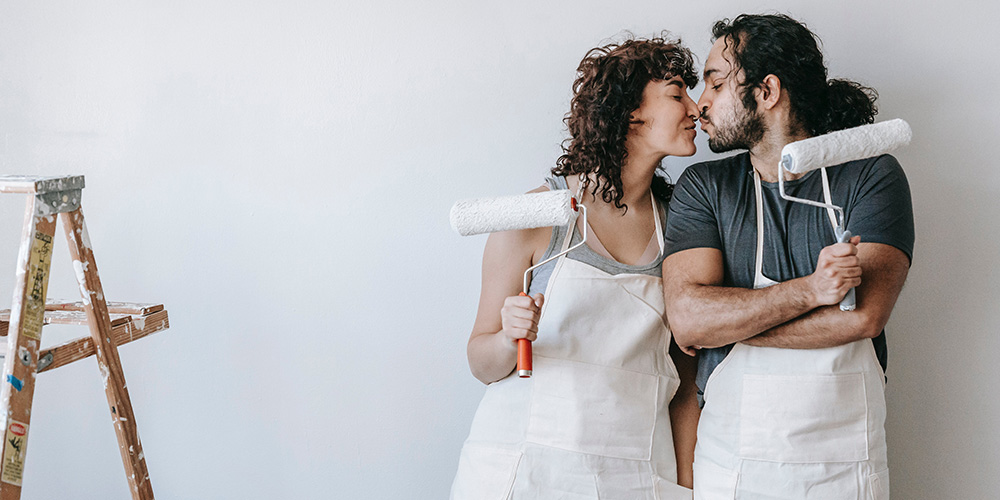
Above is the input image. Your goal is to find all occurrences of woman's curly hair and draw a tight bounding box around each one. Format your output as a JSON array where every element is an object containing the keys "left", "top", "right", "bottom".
[{"left": 552, "top": 34, "right": 697, "bottom": 211}]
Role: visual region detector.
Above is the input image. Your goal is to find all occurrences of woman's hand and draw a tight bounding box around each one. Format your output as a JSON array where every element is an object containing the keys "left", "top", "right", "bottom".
[{"left": 498, "top": 293, "right": 545, "bottom": 347}]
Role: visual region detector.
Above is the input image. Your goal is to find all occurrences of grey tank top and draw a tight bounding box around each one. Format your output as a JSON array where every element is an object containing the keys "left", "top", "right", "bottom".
[{"left": 527, "top": 176, "right": 669, "bottom": 296}]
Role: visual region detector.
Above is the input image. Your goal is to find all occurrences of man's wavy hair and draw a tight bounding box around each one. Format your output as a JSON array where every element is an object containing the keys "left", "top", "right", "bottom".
[
  {"left": 552, "top": 34, "right": 697, "bottom": 211},
  {"left": 712, "top": 14, "right": 878, "bottom": 137}
]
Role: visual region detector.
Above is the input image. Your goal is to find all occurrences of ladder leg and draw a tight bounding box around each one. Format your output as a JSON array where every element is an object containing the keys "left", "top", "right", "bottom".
[
  {"left": 0, "top": 196, "right": 58, "bottom": 499},
  {"left": 61, "top": 208, "right": 154, "bottom": 500}
]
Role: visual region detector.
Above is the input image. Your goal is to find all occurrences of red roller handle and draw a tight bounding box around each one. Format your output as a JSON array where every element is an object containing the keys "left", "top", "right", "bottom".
[{"left": 517, "top": 292, "right": 533, "bottom": 378}]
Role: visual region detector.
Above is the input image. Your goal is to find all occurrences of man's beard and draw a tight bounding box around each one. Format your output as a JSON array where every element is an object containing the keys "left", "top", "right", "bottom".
[{"left": 705, "top": 100, "right": 766, "bottom": 153}]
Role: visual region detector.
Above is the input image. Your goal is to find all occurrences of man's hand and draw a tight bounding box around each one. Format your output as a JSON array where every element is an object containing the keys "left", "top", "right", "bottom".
[{"left": 807, "top": 235, "right": 862, "bottom": 306}]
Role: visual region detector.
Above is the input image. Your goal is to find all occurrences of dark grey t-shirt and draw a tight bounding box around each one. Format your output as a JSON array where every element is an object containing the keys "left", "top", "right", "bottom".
[{"left": 663, "top": 152, "right": 914, "bottom": 403}]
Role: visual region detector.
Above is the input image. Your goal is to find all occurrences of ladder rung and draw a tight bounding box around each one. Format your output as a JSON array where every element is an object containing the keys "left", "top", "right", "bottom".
[
  {"left": 45, "top": 300, "right": 164, "bottom": 316},
  {"left": 0, "top": 310, "right": 170, "bottom": 372},
  {"left": 36, "top": 309, "right": 170, "bottom": 373},
  {"left": 0, "top": 310, "right": 132, "bottom": 330}
]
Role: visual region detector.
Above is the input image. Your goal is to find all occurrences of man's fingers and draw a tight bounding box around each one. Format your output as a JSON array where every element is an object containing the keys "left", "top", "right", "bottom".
[{"left": 828, "top": 242, "right": 859, "bottom": 257}]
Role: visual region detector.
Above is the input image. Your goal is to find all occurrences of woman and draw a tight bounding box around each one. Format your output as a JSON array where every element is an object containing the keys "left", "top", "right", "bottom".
[{"left": 451, "top": 35, "right": 701, "bottom": 499}]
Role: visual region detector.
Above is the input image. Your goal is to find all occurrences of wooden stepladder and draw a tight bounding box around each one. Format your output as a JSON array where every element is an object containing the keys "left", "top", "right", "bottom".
[{"left": 0, "top": 175, "right": 169, "bottom": 499}]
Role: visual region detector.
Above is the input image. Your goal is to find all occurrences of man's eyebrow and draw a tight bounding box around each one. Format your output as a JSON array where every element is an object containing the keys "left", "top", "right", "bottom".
[{"left": 703, "top": 68, "right": 722, "bottom": 80}]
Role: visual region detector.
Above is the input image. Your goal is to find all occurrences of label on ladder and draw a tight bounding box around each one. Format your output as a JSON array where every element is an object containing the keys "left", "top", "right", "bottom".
[
  {"left": 1, "top": 420, "right": 28, "bottom": 486},
  {"left": 22, "top": 231, "right": 53, "bottom": 341}
]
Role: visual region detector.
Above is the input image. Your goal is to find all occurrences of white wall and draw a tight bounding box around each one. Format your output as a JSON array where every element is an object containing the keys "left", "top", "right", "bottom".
[{"left": 0, "top": 1, "right": 996, "bottom": 498}]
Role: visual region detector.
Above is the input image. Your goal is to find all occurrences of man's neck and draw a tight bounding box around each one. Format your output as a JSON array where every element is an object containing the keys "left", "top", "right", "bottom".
[{"left": 749, "top": 128, "right": 811, "bottom": 183}]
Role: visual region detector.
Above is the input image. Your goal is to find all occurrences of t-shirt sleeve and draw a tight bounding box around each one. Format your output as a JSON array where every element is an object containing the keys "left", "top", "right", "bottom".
[
  {"left": 663, "top": 165, "right": 723, "bottom": 256},
  {"left": 846, "top": 154, "right": 915, "bottom": 261}
]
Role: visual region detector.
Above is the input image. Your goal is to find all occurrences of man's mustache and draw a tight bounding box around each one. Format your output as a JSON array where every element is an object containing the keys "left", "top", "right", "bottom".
[{"left": 699, "top": 110, "right": 711, "bottom": 124}]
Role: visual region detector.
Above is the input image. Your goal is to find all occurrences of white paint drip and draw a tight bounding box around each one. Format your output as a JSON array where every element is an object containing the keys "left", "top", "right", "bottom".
[
  {"left": 34, "top": 203, "right": 53, "bottom": 218},
  {"left": 78, "top": 223, "right": 93, "bottom": 250},
  {"left": 72, "top": 260, "right": 93, "bottom": 304}
]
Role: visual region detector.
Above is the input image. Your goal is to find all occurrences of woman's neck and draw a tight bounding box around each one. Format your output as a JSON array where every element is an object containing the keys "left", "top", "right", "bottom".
[{"left": 573, "top": 156, "right": 659, "bottom": 211}]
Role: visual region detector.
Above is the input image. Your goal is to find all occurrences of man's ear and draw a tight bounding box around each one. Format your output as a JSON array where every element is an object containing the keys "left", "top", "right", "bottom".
[{"left": 757, "top": 74, "right": 782, "bottom": 110}]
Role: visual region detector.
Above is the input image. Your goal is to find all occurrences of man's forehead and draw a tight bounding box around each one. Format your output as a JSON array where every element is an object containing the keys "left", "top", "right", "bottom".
[{"left": 704, "top": 39, "right": 733, "bottom": 78}]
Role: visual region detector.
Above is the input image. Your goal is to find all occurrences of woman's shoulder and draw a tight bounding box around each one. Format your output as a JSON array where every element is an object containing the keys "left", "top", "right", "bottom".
[{"left": 484, "top": 183, "right": 557, "bottom": 255}]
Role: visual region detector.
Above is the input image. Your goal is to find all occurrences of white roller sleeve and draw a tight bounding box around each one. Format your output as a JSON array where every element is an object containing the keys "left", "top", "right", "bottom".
[
  {"left": 450, "top": 189, "right": 576, "bottom": 236},
  {"left": 781, "top": 119, "right": 912, "bottom": 174}
]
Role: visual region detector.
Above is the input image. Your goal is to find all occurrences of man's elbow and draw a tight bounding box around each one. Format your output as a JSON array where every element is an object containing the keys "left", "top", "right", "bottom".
[
  {"left": 666, "top": 307, "right": 706, "bottom": 347},
  {"left": 854, "top": 309, "right": 891, "bottom": 340}
]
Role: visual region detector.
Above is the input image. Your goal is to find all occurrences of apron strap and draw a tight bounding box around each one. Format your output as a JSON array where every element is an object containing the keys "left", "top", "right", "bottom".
[
  {"left": 753, "top": 170, "right": 766, "bottom": 280},
  {"left": 651, "top": 190, "right": 665, "bottom": 256},
  {"left": 820, "top": 168, "right": 838, "bottom": 231}
]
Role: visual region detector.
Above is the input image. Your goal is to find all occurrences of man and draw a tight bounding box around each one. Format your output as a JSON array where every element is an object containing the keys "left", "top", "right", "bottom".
[{"left": 662, "top": 14, "right": 913, "bottom": 499}]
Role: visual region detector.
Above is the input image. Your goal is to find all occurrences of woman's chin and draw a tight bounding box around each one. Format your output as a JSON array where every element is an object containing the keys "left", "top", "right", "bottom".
[{"left": 670, "top": 143, "right": 697, "bottom": 157}]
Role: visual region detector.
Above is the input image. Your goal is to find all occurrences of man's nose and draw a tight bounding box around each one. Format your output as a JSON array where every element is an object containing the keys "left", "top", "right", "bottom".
[
  {"left": 698, "top": 105, "right": 710, "bottom": 122},
  {"left": 696, "top": 94, "right": 709, "bottom": 114}
]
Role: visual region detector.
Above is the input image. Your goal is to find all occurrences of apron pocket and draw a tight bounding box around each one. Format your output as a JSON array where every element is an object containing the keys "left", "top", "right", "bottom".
[
  {"left": 654, "top": 475, "right": 693, "bottom": 500},
  {"left": 739, "top": 373, "right": 868, "bottom": 463},
  {"left": 526, "top": 356, "right": 658, "bottom": 460},
  {"left": 450, "top": 444, "right": 522, "bottom": 500},
  {"left": 868, "top": 469, "right": 890, "bottom": 500},
  {"left": 692, "top": 460, "right": 737, "bottom": 500}
]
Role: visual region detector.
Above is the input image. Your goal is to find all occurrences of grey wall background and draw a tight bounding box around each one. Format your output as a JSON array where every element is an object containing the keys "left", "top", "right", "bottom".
[{"left": 0, "top": 1, "right": 996, "bottom": 498}]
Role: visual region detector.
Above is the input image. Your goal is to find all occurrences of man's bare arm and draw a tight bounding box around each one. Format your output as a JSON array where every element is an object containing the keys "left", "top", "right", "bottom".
[
  {"left": 743, "top": 242, "right": 910, "bottom": 348},
  {"left": 663, "top": 239, "right": 862, "bottom": 351}
]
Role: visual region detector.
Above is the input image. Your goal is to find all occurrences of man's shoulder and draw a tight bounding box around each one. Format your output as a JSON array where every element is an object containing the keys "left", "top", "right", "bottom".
[{"left": 831, "top": 153, "right": 907, "bottom": 187}]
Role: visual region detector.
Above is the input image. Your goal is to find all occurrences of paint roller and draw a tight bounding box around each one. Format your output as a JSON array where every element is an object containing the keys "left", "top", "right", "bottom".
[
  {"left": 450, "top": 189, "right": 589, "bottom": 378},
  {"left": 778, "top": 118, "right": 912, "bottom": 311}
]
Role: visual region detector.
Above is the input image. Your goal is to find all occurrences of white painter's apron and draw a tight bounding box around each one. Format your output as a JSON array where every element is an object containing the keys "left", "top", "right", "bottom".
[
  {"left": 692, "top": 170, "right": 890, "bottom": 500},
  {"left": 452, "top": 195, "right": 692, "bottom": 500}
]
